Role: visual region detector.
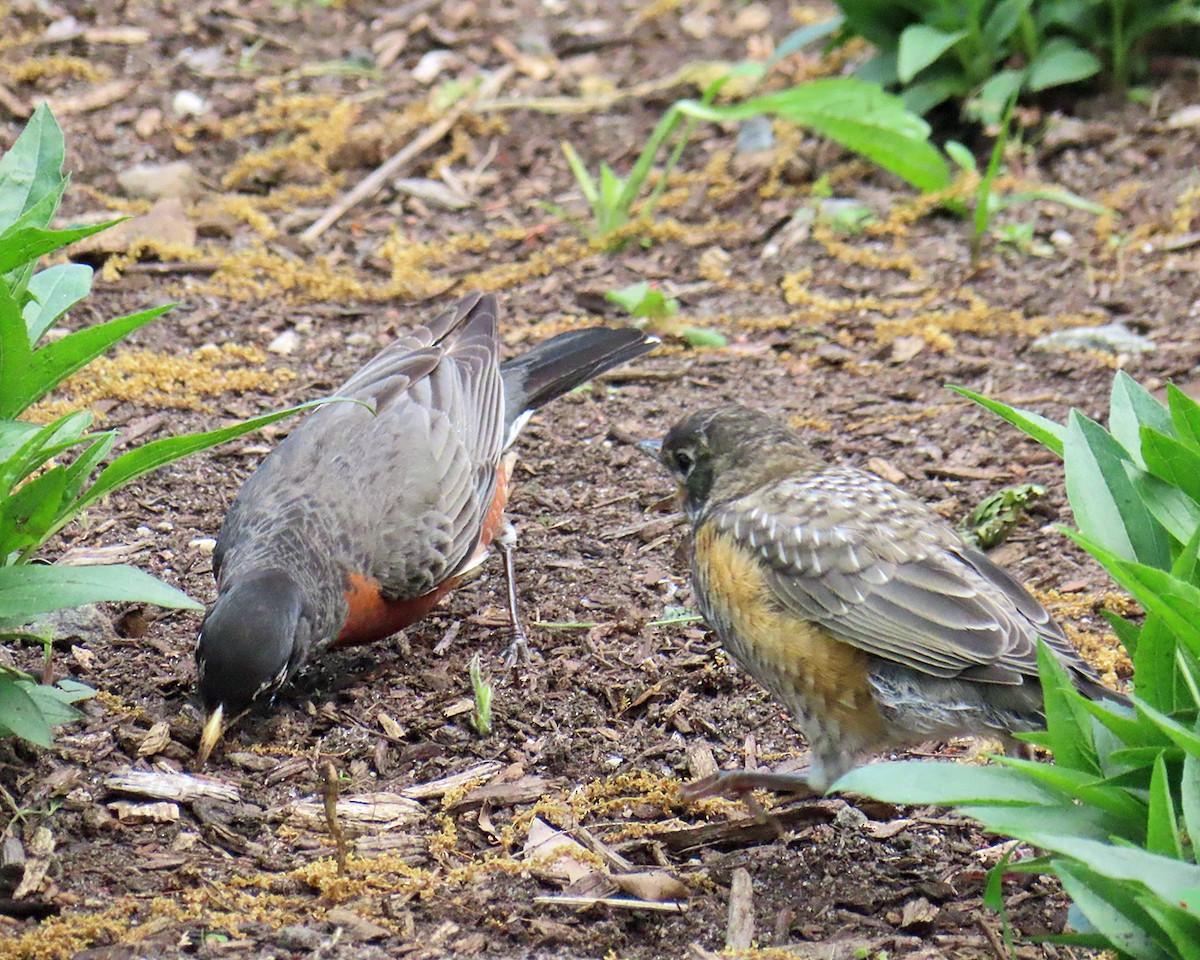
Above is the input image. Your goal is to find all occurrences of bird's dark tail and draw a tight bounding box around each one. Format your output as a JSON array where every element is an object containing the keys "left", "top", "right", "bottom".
[{"left": 500, "top": 327, "right": 656, "bottom": 439}]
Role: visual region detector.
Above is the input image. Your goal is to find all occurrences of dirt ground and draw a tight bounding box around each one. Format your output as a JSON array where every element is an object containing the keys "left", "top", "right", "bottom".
[{"left": 2, "top": 0, "right": 1198, "bottom": 957}]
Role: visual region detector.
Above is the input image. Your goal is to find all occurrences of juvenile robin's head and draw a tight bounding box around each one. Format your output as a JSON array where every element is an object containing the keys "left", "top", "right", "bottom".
[
  {"left": 654, "top": 405, "right": 818, "bottom": 519},
  {"left": 194, "top": 570, "right": 306, "bottom": 764}
]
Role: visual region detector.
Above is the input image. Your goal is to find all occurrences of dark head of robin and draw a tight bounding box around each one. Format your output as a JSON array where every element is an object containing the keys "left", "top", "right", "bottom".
[
  {"left": 656, "top": 404, "right": 817, "bottom": 520},
  {"left": 195, "top": 571, "right": 310, "bottom": 761}
]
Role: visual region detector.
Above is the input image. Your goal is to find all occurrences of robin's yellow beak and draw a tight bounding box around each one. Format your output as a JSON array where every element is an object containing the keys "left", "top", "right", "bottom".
[{"left": 196, "top": 704, "right": 225, "bottom": 766}]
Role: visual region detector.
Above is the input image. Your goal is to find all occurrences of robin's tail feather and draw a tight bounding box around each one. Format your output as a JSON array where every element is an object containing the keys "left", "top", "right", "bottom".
[{"left": 500, "top": 327, "right": 656, "bottom": 439}]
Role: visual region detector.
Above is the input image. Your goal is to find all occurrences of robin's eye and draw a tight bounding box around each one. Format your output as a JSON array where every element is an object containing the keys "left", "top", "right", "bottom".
[{"left": 674, "top": 451, "right": 694, "bottom": 476}]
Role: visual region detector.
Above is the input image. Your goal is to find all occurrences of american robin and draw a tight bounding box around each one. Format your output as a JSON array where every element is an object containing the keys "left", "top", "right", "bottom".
[
  {"left": 645, "top": 404, "right": 1127, "bottom": 796},
  {"left": 195, "top": 292, "right": 655, "bottom": 763}
]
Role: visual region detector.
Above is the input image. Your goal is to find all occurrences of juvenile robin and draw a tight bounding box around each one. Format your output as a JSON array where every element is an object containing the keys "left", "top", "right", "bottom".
[
  {"left": 195, "top": 292, "right": 655, "bottom": 762},
  {"left": 646, "top": 404, "right": 1127, "bottom": 796}
]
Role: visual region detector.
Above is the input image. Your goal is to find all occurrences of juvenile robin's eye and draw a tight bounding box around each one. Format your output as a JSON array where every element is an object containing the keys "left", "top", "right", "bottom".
[{"left": 674, "top": 450, "right": 694, "bottom": 476}]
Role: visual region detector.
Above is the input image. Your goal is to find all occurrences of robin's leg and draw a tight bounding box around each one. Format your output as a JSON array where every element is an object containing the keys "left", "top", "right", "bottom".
[{"left": 496, "top": 521, "right": 535, "bottom": 668}]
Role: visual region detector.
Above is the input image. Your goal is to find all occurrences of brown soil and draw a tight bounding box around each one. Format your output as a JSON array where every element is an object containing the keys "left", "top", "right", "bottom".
[{"left": 2, "top": 1, "right": 1198, "bottom": 958}]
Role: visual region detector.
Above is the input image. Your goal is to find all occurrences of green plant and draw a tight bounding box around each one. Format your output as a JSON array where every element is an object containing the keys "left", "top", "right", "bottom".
[
  {"left": 605, "top": 281, "right": 727, "bottom": 349},
  {"left": 0, "top": 105, "right": 322, "bottom": 747},
  {"left": 957, "top": 482, "right": 1046, "bottom": 548},
  {"left": 469, "top": 653, "right": 493, "bottom": 736},
  {"left": 836, "top": 371, "right": 1200, "bottom": 958}
]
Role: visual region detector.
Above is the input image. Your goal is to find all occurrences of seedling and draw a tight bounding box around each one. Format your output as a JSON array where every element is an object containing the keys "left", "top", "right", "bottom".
[
  {"left": 469, "top": 653, "right": 493, "bottom": 736},
  {"left": 605, "top": 281, "right": 727, "bottom": 348},
  {"left": 957, "top": 483, "right": 1046, "bottom": 549}
]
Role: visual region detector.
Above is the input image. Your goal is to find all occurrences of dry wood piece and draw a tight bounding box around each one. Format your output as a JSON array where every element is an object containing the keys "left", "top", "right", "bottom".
[
  {"left": 300, "top": 66, "right": 513, "bottom": 244},
  {"left": 323, "top": 761, "right": 349, "bottom": 877},
  {"left": 108, "top": 800, "right": 180, "bottom": 824},
  {"left": 103, "top": 769, "right": 240, "bottom": 804},
  {"left": 653, "top": 802, "right": 838, "bottom": 854},
  {"left": 288, "top": 792, "right": 423, "bottom": 831},
  {"left": 725, "top": 868, "right": 754, "bottom": 950},
  {"left": 400, "top": 760, "right": 502, "bottom": 800},
  {"left": 534, "top": 894, "right": 688, "bottom": 913}
]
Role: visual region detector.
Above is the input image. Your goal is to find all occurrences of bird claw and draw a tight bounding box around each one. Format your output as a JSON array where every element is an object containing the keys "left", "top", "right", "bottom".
[
  {"left": 500, "top": 628, "right": 538, "bottom": 671},
  {"left": 679, "top": 769, "right": 817, "bottom": 802}
]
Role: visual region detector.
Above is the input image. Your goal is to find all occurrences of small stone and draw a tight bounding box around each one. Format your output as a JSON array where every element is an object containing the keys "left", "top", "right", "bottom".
[
  {"left": 1167, "top": 105, "right": 1200, "bottom": 128},
  {"left": 18, "top": 605, "right": 117, "bottom": 647},
  {"left": 117, "top": 161, "right": 200, "bottom": 201},
  {"left": 134, "top": 108, "right": 162, "bottom": 139},
  {"left": 325, "top": 908, "right": 390, "bottom": 941},
  {"left": 1049, "top": 228, "right": 1074, "bottom": 248},
  {"left": 412, "top": 50, "right": 457, "bottom": 84},
  {"left": 1032, "top": 322, "right": 1155, "bottom": 355},
  {"left": 171, "top": 90, "right": 206, "bottom": 118},
  {"left": 345, "top": 331, "right": 375, "bottom": 347},
  {"left": 189, "top": 538, "right": 217, "bottom": 554},
  {"left": 267, "top": 329, "right": 300, "bottom": 355},
  {"left": 736, "top": 116, "right": 774, "bottom": 154},
  {"left": 277, "top": 926, "right": 324, "bottom": 951}
]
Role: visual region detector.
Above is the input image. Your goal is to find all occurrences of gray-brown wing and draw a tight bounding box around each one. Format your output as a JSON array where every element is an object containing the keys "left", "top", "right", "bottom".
[
  {"left": 710, "top": 466, "right": 1100, "bottom": 685},
  {"left": 215, "top": 293, "right": 506, "bottom": 600}
]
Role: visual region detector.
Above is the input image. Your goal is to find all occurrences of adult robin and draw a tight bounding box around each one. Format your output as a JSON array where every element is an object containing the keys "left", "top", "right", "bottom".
[
  {"left": 644, "top": 404, "right": 1128, "bottom": 797},
  {"left": 195, "top": 292, "right": 655, "bottom": 763}
]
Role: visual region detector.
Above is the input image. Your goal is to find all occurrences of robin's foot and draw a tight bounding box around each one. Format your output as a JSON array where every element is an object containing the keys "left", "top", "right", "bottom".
[
  {"left": 497, "top": 520, "right": 538, "bottom": 670},
  {"left": 679, "top": 769, "right": 818, "bottom": 802}
]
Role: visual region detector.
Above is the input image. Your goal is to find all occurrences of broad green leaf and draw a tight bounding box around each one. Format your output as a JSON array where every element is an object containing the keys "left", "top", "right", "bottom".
[
  {"left": 1137, "top": 899, "right": 1200, "bottom": 960},
  {"left": 1137, "top": 699, "right": 1200, "bottom": 760},
  {"left": 1147, "top": 753, "right": 1185, "bottom": 858},
  {"left": 1055, "top": 860, "right": 1174, "bottom": 960},
  {"left": 1141, "top": 427, "right": 1200, "bottom": 506},
  {"left": 0, "top": 221, "right": 118, "bottom": 275},
  {"left": 1038, "top": 637, "right": 1098, "bottom": 772},
  {"left": 964, "top": 800, "right": 1133, "bottom": 843},
  {"left": 0, "top": 675, "right": 53, "bottom": 746},
  {"left": 0, "top": 564, "right": 200, "bottom": 628},
  {"left": 22, "top": 679, "right": 88, "bottom": 727},
  {"left": 947, "top": 385, "right": 1065, "bottom": 456},
  {"left": 1064, "top": 411, "right": 1170, "bottom": 569},
  {"left": 896, "top": 25, "right": 966, "bottom": 83},
  {"left": 1074, "top": 694, "right": 1167, "bottom": 750},
  {"left": 1001, "top": 831, "right": 1200, "bottom": 911},
  {"left": 0, "top": 283, "right": 33, "bottom": 397},
  {"left": 982, "top": 0, "right": 1032, "bottom": 46},
  {"left": 901, "top": 72, "right": 971, "bottom": 116},
  {"left": 0, "top": 104, "right": 64, "bottom": 233},
  {"left": 1183, "top": 754, "right": 1200, "bottom": 866},
  {"left": 1065, "top": 529, "right": 1200, "bottom": 662},
  {"left": 990, "top": 754, "right": 1142, "bottom": 822},
  {"left": 1168, "top": 384, "right": 1200, "bottom": 453},
  {"left": 22, "top": 262, "right": 92, "bottom": 345},
  {"left": 0, "top": 303, "right": 171, "bottom": 419},
  {"left": 832, "top": 760, "right": 1065, "bottom": 805},
  {"left": 1111, "top": 370, "right": 1174, "bottom": 464},
  {"left": 1027, "top": 38, "right": 1102, "bottom": 92},
  {"left": 944, "top": 140, "right": 976, "bottom": 172},
  {"left": 68, "top": 399, "right": 338, "bottom": 531},
  {"left": 1102, "top": 609, "right": 1140, "bottom": 657},
  {"left": 1127, "top": 462, "right": 1200, "bottom": 546},
  {"left": 676, "top": 78, "right": 950, "bottom": 193},
  {"left": 969, "top": 69, "right": 1025, "bottom": 125}
]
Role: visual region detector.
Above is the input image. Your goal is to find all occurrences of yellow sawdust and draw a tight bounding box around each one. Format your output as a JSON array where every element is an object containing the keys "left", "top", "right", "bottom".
[
  {"left": 0, "top": 56, "right": 109, "bottom": 86},
  {"left": 26, "top": 344, "right": 294, "bottom": 423},
  {"left": 1035, "top": 588, "right": 1140, "bottom": 684},
  {"left": 99, "top": 240, "right": 207, "bottom": 281}
]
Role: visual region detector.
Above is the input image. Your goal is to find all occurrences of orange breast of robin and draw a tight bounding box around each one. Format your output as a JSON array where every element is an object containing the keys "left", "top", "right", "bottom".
[
  {"left": 334, "top": 458, "right": 514, "bottom": 647},
  {"left": 693, "top": 523, "right": 884, "bottom": 743}
]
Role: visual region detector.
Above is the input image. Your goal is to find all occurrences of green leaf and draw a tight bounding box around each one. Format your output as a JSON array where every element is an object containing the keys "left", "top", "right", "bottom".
[
  {"left": 832, "top": 760, "right": 1066, "bottom": 805},
  {"left": 22, "top": 262, "right": 93, "bottom": 345},
  {"left": 982, "top": 0, "right": 1032, "bottom": 47},
  {"left": 0, "top": 674, "right": 53, "bottom": 746},
  {"left": 901, "top": 72, "right": 971, "bottom": 116},
  {"left": 0, "top": 104, "right": 65, "bottom": 233},
  {"left": 1147, "top": 753, "right": 1185, "bottom": 858},
  {"left": 22, "top": 680, "right": 88, "bottom": 727},
  {"left": 1141, "top": 427, "right": 1200, "bottom": 506},
  {"left": 0, "top": 564, "right": 200, "bottom": 628},
  {"left": 1102, "top": 609, "right": 1140, "bottom": 657},
  {"left": 0, "top": 221, "right": 118, "bottom": 275},
  {"left": 947, "top": 385, "right": 1065, "bottom": 456},
  {"left": 676, "top": 78, "right": 950, "bottom": 194},
  {"left": 1168, "top": 384, "right": 1200, "bottom": 453},
  {"left": 1137, "top": 699, "right": 1200, "bottom": 761},
  {"left": 1035, "top": 637, "right": 1099, "bottom": 773},
  {"left": 1127, "top": 463, "right": 1200, "bottom": 547},
  {"left": 1137, "top": 898, "right": 1200, "bottom": 960},
  {"left": 944, "top": 140, "right": 976, "bottom": 172},
  {"left": 69, "top": 399, "right": 339, "bottom": 530},
  {"left": 1183, "top": 753, "right": 1200, "bottom": 866},
  {"left": 764, "top": 17, "right": 843, "bottom": 72},
  {"left": 1064, "top": 529, "right": 1200, "bottom": 663},
  {"left": 1064, "top": 411, "right": 1170, "bottom": 569},
  {"left": 0, "top": 304, "right": 171, "bottom": 419},
  {"left": 990, "top": 755, "right": 1142, "bottom": 822},
  {"left": 969, "top": 69, "right": 1025, "bottom": 125},
  {"left": 605, "top": 282, "right": 677, "bottom": 320},
  {"left": 896, "top": 25, "right": 967, "bottom": 83},
  {"left": 1111, "top": 370, "right": 1174, "bottom": 465},
  {"left": 1054, "top": 860, "right": 1174, "bottom": 960},
  {"left": 1027, "top": 38, "right": 1102, "bottom": 92}
]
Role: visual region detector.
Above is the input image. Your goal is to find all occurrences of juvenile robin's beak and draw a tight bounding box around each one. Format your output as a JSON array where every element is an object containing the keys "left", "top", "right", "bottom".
[
  {"left": 636, "top": 438, "right": 663, "bottom": 460},
  {"left": 196, "top": 704, "right": 225, "bottom": 766}
]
